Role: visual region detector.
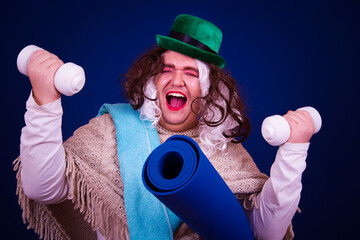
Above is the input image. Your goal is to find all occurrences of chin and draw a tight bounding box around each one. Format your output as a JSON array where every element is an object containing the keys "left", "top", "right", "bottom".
[
  {"left": 161, "top": 113, "right": 198, "bottom": 132},
  {"left": 162, "top": 114, "right": 187, "bottom": 126}
]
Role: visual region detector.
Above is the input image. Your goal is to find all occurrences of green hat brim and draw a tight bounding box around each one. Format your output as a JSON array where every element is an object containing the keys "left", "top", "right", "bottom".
[{"left": 156, "top": 34, "right": 225, "bottom": 68}]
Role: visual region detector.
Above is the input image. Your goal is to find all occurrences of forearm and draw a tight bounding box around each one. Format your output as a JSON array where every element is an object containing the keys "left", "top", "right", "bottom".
[
  {"left": 20, "top": 92, "right": 68, "bottom": 204},
  {"left": 250, "top": 143, "right": 309, "bottom": 240}
]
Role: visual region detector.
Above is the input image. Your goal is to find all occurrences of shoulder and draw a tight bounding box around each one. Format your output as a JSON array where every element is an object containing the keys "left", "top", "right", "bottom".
[
  {"left": 64, "top": 114, "right": 116, "bottom": 150},
  {"left": 212, "top": 142, "right": 268, "bottom": 195},
  {"left": 210, "top": 142, "right": 263, "bottom": 175},
  {"left": 90, "top": 113, "right": 115, "bottom": 129},
  {"left": 222, "top": 142, "right": 254, "bottom": 166},
  {"left": 76, "top": 113, "right": 115, "bottom": 135}
]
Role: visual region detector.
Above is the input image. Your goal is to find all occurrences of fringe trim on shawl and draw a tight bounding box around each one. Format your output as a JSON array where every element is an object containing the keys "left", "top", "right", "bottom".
[
  {"left": 13, "top": 157, "right": 69, "bottom": 240},
  {"left": 65, "top": 148, "right": 130, "bottom": 240},
  {"left": 14, "top": 151, "right": 130, "bottom": 240}
]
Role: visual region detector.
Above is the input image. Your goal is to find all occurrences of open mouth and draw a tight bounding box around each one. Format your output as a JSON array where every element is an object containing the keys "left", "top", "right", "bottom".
[{"left": 166, "top": 91, "right": 187, "bottom": 111}]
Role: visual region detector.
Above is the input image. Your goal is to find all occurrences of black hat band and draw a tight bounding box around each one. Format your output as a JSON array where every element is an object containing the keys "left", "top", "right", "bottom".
[{"left": 168, "top": 31, "right": 218, "bottom": 55}]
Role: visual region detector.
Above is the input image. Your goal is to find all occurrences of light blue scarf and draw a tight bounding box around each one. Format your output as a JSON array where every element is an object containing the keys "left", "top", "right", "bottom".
[{"left": 98, "top": 103, "right": 181, "bottom": 240}]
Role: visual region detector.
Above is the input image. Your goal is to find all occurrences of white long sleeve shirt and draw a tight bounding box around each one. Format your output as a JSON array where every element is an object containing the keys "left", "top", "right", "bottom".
[
  {"left": 20, "top": 93, "right": 68, "bottom": 204},
  {"left": 20, "top": 93, "right": 309, "bottom": 240}
]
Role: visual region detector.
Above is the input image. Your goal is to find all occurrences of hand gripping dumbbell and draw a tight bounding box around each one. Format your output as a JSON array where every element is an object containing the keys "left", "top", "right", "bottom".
[
  {"left": 261, "top": 106, "right": 322, "bottom": 146},
  {"left": 17, "top": 45, "right": 85, "bottom": 96}
]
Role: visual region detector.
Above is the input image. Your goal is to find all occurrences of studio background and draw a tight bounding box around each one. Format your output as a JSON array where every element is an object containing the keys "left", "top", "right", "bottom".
[{"left": 1, "top": 0, "right": 358, "bottom": 239}]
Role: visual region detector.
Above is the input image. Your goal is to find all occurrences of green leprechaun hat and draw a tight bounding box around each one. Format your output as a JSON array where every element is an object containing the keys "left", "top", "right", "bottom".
[{"left": 156, "top": 14, "right": 226, "bottom": 68}]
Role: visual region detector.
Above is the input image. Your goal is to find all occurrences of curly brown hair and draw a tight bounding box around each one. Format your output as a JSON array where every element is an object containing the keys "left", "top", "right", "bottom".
[{"left": 120, "top": 46, "right": 251, "bottom": 143}]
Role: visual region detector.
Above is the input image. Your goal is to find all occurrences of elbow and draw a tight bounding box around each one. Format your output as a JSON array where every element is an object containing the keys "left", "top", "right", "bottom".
[
  {"left": 21, "top": 170, "right": 68, "bottom": 204},
  {"left": 250, "top": 189, "right": 300, "bottom": 240},
  {"left": 22, "top": 184, "right": 44, "bottom": 203}
]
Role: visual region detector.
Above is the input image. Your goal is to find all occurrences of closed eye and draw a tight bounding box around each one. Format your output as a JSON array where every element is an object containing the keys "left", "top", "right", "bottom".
[
  {"left": 162, "top": 66, "right": 174, "bottom": 73},
  {"left": 184, "top": 70, "right": 198, "bottom": 77},
  {"left": 161, "top": 65, "right": 199, "bottom": 77}
]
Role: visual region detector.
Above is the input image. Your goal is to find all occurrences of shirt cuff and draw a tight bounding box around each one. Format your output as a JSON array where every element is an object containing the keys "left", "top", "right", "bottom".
[
  {"left": 26, "top": 91, "right": 62, "bottom": 115},
  {"left": 280, "top": 142, "right": 310, "bottom": 152}
]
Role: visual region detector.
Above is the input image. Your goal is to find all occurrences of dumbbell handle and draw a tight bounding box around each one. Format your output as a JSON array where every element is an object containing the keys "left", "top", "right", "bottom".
[
  {"left": 17, "top": 45, "right": 85, "bottom": 96},
  {"left": 261, "top": 106, "right": 322, "bottom": 146}
]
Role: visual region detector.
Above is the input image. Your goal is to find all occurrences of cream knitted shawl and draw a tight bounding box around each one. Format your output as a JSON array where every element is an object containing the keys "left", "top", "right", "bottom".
[{"left": 14, "top": 113, "right": 293, "bottom": 240}]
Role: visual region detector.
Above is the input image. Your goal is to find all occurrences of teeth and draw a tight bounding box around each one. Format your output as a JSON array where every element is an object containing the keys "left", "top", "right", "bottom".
[{"left": 168, "top": 92, "right": 186, "bottom": 98}]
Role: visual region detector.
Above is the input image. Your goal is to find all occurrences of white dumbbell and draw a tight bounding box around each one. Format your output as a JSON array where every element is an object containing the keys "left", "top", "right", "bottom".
[
  {"left": 17, "top": 45, "right": 85, "bottom": 96},
  {"left": 261, "top": 106, "right": 322, "bottom": 146}
]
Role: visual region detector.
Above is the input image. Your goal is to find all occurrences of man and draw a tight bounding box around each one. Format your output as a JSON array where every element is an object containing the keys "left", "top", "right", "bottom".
[{"left": 15, "top": 14, "right": 314, "bottom": 239}]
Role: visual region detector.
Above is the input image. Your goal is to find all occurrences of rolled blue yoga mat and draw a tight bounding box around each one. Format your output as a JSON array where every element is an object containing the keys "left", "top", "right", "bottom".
[{"left": 142, "top": 135, "right": 254, "bottom": 240}]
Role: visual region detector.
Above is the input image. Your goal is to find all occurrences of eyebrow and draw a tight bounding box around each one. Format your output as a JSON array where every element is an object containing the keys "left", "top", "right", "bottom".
[{"left": 164, "top": 64, "right": 199, "bottom": 73}]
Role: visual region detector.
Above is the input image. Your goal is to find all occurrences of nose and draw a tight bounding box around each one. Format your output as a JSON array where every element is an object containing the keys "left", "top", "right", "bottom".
[{"left": 171, "top": 70, "right": 185, "bottom": 86}]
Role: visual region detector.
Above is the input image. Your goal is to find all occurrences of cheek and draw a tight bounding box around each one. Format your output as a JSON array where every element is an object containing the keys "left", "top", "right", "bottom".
[
  {"left": 190, "top": 81, "right": 202, "bottom": 98},
  {"left": 154, "top": 77, "right": 165, "bottom": 95},
  {"left": 154, "top": 82, "right": 168, "bottom": 108}
]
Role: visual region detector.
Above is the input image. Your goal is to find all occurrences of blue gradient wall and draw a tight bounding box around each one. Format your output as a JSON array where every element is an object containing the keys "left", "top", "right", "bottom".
[{"left": 2, "top": 0, "right": 359, "bottom": 239}]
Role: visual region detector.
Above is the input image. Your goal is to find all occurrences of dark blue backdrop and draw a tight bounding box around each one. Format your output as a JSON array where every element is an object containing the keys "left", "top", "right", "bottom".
[{"left": 2, "top": 0, "right": 359, "bottom": 239}]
